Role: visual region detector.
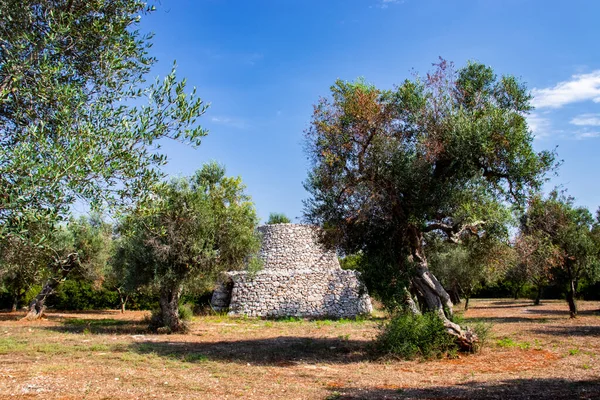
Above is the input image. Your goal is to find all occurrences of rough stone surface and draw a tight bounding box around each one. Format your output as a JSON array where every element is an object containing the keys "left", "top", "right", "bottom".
[{"left": 211, "top": 224, "right": 372, "bottom": 318}]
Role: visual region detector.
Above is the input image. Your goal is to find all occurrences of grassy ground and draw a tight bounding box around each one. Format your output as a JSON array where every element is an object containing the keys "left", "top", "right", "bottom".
[{"left": 0, "top": 299, "right": 598, "bottom": 399}]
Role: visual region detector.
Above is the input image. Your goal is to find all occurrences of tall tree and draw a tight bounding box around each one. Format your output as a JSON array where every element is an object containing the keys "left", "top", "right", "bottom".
[
  {"left": 304, "top": 60, "right": 554, "bottom": 349},
  {"left": 0, "top": 0, "right": 207, "bottom": 241},
  {"left": 521, "top": 192, "right": 600, "bottom": 317},
  {"left": 115, "top": 163, "right": 261, "bottom": 333}
]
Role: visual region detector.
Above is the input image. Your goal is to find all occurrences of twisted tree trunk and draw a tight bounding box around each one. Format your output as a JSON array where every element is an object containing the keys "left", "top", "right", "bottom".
[
  {"left": 23, "top": 279, "right": 58, "bottom": 320},
  {"left": 407, "top": 226, "right": 477, "bottom": 351},
  {"left": 158, "top": 285, "right": 184, "bottom": 333},
  {"left": 23, "top": 253, "right": 79, "bottom": 320}
]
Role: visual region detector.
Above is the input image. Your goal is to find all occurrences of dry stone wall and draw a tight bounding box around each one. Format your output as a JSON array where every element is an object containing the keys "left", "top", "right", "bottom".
[{"left": 211, "top": 224, "right": 372, "bottom": 318}]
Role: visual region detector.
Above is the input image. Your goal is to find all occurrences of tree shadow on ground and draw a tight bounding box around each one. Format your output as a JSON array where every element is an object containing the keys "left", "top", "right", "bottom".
[
  {"left": 42, "top": 317, "right": 150, "bottom": 335},
  {"left": 129, "top": 336, "right": 373, "bottom": 365},
  {"left": 470, "top": 301, "right": 532, "bottom": 310},
  {"left": 525, "top": 309, "right": 600, "bottom": 316},
  {"left": 328, "top": 378, "right": 600, "bottom": 399},
  {"left": 529, "top": 325, "right": 600, "bottom": 337},
  {"left": 464, "top": 316, "right": 560, "bottom": 324}
]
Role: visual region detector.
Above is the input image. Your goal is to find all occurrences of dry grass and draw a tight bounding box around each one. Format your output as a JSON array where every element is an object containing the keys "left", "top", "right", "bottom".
[{"left": 0, "top": 299, "right": 598, "bottom": 399}]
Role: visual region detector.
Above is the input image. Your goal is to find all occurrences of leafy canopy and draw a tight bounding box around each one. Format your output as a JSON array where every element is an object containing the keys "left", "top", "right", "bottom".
[
  {"left": 304, "top": 59, "right": 554, "bottom": 263},
  {"left": 115, "top": 162, "right": 261, "bottom": 293},
  {"left": 0, "top": 0, "right": 207, "bottom": 240}
]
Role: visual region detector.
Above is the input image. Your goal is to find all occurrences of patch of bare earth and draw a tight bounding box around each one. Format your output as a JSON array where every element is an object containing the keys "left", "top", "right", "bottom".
[{"left": 0, "top": 299, "right": 598, "bottom": 399}]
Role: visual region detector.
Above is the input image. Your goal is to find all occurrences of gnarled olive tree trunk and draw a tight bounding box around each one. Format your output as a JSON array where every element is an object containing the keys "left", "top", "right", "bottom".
[
  {"left": 23, "top": 253, "right": 79, "bottom": 321},
  {"left": 407, "top": 227, "right": 477, "bottom": 351},
  {"left": 157, "top": 285, "right": 184, "bottom": 333}
]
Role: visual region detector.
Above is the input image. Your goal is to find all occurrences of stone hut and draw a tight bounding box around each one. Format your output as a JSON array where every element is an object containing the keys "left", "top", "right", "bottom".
[{"left": 211, "top": 223, "right": 372, "bottom": 318}]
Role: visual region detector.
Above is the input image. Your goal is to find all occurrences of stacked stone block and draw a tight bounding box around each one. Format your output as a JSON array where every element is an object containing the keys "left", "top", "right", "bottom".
[{"left": 211, "top": 224, "right": 372, "bottom": 318}]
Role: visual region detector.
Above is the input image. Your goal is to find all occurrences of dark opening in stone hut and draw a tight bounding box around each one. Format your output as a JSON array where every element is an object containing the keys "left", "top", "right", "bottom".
[{"left": 211, "top": 223, "right": 372, "bottom": 318}]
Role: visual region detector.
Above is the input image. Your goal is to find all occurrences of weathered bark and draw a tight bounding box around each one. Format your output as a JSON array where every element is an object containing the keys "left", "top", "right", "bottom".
[
  {"left": 24, "top": 279, "right": 59, "bottom": 320},
  {"left": 406, "top": 226, "right": 477, "bottom": 351},
  {"left": 158, "top": 285, "right": 184, "bottom": 333},
  {"left": 566, "top": 279, "right": 578, "bottom": 318},
  {"left": 403, "top": 287, "right": 421, "bottom": 315}
]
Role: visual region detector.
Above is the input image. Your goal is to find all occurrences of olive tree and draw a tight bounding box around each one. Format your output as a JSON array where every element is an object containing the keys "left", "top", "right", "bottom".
[
  {"left": 304, "top": 60, "right": 554, "bottom": 349},
  {"left": 0, "top": 0, "right": 207, "bottom": 241},
  {"left": 115, "top": 163, "right": 260, "bottom": 333},
  {"left": 0, "top": 1, "right": 207, "bottom": 318},
  {"left": 23, "top": 215, "right": 113, "bottom": 319},
  {"left": 520, "top": 192, "right": 600, "bottom": 317}
]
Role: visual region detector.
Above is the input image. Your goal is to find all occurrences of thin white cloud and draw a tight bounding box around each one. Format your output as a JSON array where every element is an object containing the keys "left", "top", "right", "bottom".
[
  {"left": 575, "top": 131, "right": 600, "bottom": 140},
  {"left": 570, "top": 113, "right": 600, "bottom": 126},
  {"left": 531, "top": 70, "right": 600, "bottom": 109},
  {"left": 210, "top": 116, "right": 248, "bottom": 129},
  {"left": 527, "top": 113, "right": 553, "bottom": 140},
  {"left": 375, "top": 0, "right": 404, "bottom": 9}
]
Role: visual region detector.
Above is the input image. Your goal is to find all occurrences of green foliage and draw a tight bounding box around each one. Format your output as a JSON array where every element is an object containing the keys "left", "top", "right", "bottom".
[
  {"left": 376, "top": 312, "right": 458, "bottom": 360},
  {"left": 0, "top": 0, "right": 207, "bottom": 243},
  {"left": 428, "top": 234, "right": 514, "bottom": 304},
  {"left": 340, "top": 252, "right": 409, "bottom": 311},
  {"left": 304, "top": 59, "right": 554, "bottom": 317},
  {"left": 266, "top": 213, "right": 291, "bottom": 224},
  {"left": 178, "top": 303, "right": 194, "bottom": 321},
  {"left": 116, "top": 162, "right": 261, "bottom": 291},
  {"left": 519, "top": 191, "right": 600, "bottom": 313},
  {"left": 52, "top": 279, "right": 117, "bottom": 311},
  {"left": 115, "top": 163, "right": 261, "bottom": 330}
]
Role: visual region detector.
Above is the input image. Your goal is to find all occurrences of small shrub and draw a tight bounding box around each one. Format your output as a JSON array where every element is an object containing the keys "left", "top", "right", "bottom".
[
  {"left": 266, "top": 213, "right": 291, "bottom": 224},
  {"left": 178, "top": 303, "right": 194, "bottom": 321},
  {"left": 376, "top": 312, "right": 457, "bottom": 360}
]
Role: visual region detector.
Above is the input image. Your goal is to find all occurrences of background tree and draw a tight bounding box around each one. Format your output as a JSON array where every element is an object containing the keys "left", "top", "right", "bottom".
[
  {"left": 267, "top": 213, "right": 291, "bottom": 224},
  {"left": 521, "top": 192, "right": 600, "bottom": 317},
  {"left": 512, "top": 231, "right": 561, "bottom": 305},
  {"left": 0, "top": 0, "right": 207, "bottom": 241},
  {"left": 304, "top": 60, "right": 554, "bottom": 349},
  {"left": 115, "top": 163, "right": 261, "bottom": 333},
  {"left": 24, "top": 215, "right": 113, "bottom": 319},
  {"left": 428, "top": 233, "right": 512, "bottom": 310},
  {"left": 0, "top": 229, "right": 47, "bottom": 311}
]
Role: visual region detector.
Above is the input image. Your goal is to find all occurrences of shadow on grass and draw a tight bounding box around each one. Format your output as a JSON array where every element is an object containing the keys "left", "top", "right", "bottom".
[
  {"left": 525, "top": 308, "right": 600, "bottom": 317},
  {"left": 529, "top": 325, "right": 600, "bottom": 337},
  {"left": 464, "top": 316, "right": 560, "bottom": 324},
  {"left": 129, "top": 336, "right": 373, "bottom": 365},
  {"left": 328, "top": 378, "right": 600, "bottom": 399},
  {"left": 42, "top": 317, "right": 150, "bottom": 335},
  {"left": 470, "top": 301, "right": 532, "bottom": 310}
]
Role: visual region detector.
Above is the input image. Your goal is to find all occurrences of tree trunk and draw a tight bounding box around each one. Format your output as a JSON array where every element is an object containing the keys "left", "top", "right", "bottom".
[
  {"left": 117, "top": 288, "right": 128, "bottom": 314},
  {"left": 406, "top": 226, "right": 477, "bottom": 351},
  {"left": 11, "top": 296, "right": 18, "bottom": 312},
  {"left": 158, "top": 285, "right": 184, "bottom": 333},
  {"left": 449, "top": 286, "right": 461, "bottom": 305},
  {"left": 566, "top": 279, "right": 578, "bottom": 318},
  {"left": 24, "top": 279, "right": 59, "bottom": 320},
  {"left": 403, "top": 287, "right": 421, "bottom": 315},
  {"left": 534, "top": 285, "right": 543, "bottom": 306},
  {"left": 464, "top": 296, "right": 470, "bottom": 311},
  {"left": 23, "top": 253, "right": 79, "bottom": 320}
]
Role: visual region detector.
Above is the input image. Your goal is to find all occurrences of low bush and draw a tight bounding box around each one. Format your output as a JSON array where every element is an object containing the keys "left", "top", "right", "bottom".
[{"left": 376, "top": 312, "right": 457, "bottom": 360}]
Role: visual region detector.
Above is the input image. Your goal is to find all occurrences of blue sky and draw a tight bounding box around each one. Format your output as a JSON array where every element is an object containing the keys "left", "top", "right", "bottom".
[{"left": 142, "top": 0, "right": 600, "bottom": 222}]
